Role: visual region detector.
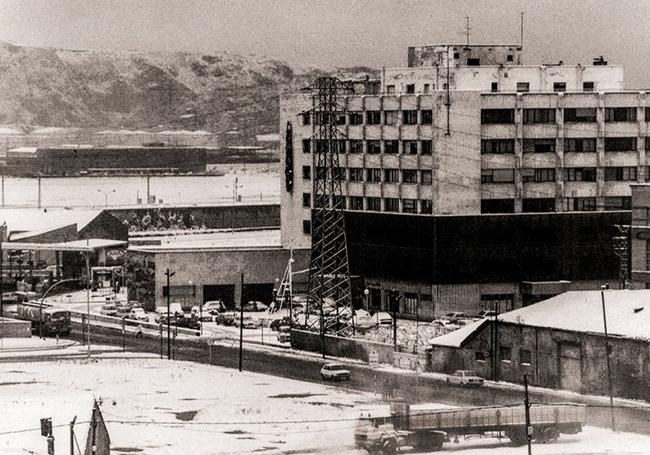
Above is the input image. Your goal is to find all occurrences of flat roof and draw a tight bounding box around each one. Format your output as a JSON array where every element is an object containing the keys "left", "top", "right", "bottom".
[
  {"left": 3, "top": 239, "right": 126, "bottom": 252},
  {"left": 129, "top": 228, "right": 280, "bottom": 253},
  {"left": 0, "top": 208, "right": 103, "bottom": 238}
]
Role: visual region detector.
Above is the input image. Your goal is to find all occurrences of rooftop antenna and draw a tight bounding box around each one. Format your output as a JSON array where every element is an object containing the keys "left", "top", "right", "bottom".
[{"left": 465, "top": 16, "right": 471, "bottom": 46}]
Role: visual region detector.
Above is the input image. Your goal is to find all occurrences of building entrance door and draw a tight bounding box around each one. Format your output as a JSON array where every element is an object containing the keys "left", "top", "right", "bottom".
[{"left": 559, "top": 343, "right": 582, "bottom": 393}]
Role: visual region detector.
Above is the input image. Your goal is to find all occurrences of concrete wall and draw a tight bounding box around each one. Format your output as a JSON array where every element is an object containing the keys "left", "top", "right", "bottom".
[
  {"left": 0, "top": 317, "right": 31, "bottom": 337},
  {"left": 631, "top": 184, "right": 650, "bottom": 287}
]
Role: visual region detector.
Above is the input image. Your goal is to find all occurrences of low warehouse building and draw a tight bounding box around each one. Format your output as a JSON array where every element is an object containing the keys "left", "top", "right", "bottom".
[{"left": 429, "top": 290, "right": 650, "bottom": 401}]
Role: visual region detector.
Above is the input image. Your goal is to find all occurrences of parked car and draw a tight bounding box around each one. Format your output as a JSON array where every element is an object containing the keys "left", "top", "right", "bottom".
[
  {"left": 477, "top": 310, "right": 497, "bottom": 319},
  {"left": 445, "top": 312, "right": 469, "bottom": 322},
  {"left": 215, "top": 311, "right": 237, "bottom": 326},
  {"left": 234, "top": 316, "right": 259, "bottom": 329},
  {"left": 203, "top": 300, "right": 227, "bottom": 315},
  {"left": 190, "top": 306, "right": 214, "bottom": 322},
  {"left": 270, "top": 316, "right": 292, "bottom": 331},
  {"left": 446, "top": 370, "right": 484, "bottom": 387},
  {"left": 127, "top": 307, "right": 149, "bottom": 322},
  {"left": 173, "top": 316, "right": 201, "bottom": 330},
  {"left": 237, "top": 300, "right": 269, "bottom": 312},
  {"left": 276, "top": 325, "right": 291, "bottom": 343},
  {"left": 99, "top": 303, "right": 118, "bottom": 316},
  {"left": 432, "top": 319, "right": 460, "bottom": 330},
  {"left": 320, "top": 363, "right": 351, "bottom": 381},
  {"left": 155, "top": 308, "right": 173, "bottom": 324},
  {"left": 116, "top": 302, "right": 133, "bottom": 317},
  {"left": 372, "top": 311, "right": 393, "bottom": 325}
]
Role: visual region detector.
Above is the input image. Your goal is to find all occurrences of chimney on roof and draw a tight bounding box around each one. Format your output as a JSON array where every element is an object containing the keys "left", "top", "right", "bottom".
[{"left": 593, "top": 56, "right": 608, "bottom": 66}]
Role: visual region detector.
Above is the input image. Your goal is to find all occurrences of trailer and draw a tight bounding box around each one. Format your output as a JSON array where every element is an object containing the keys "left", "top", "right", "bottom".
[
  {"left": 354, "top": 400, "right": 585, "bottom": 454},
  {"left": 15, "top": 301, "right": 71, "bottom": 336}
]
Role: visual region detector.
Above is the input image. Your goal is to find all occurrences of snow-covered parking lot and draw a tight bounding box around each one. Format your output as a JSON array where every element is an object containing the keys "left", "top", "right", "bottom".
[{"left": 1, "top": 351, "right": 650, "bottom": 454}]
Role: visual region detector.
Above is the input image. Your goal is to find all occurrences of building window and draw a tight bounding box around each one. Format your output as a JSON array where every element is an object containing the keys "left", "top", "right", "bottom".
[
  {"left": 332, "top": 167, "right": 346, "bottom": 181},
  {"left": 406, "top": 84, "right": 415, "bottom": 94},
  {"left": 302, "top": 112, "right": 311, "bottom": 125},
  {"left": 475, "top": 350, "right": 486, "bottom": 362},
  {"left": 349, "top": 112, "right": 363, "bottom": 125},
  {"left": 402, "top": 169, "right": 418, "bottom": 184},
  {"left": 402, "top": 293, "right": 418, "bottom": 314},
  {"left": 386, "top": 85, "right": 395, "bottom": 94},
  {"left": 520, "top": 349, "right": 532, "bottom": 366},
  {"left": 402, "top": 110, "right": 418, "bottom": 125},
  {"left": 522, "top": 168, "right": 555, "bottom": 183},
  {"left": 565, "top": 138, "right": 596, "bottom": 153},
  {"left": 403, "top": 140, "right": 418, "bottom": 155},
  {"left": 420, "top": 110, "right": 433, "bottom": 124},
  {"left": 491, "top": 82, "right": 498, "bottom": 93},
  {"left": 583, "top": 81, "right": 595, "bottom": 92},
  {"left": 605, "top": 107, "right": 637, "bottom": 122},
  {"left": 522, "top": 198, "right": 556, "bottom": 212},
  {"left": 367, "top": 140, "right": 381, "bottom": 154},
  {"left": 302, "top": 220, "right": 311, "bottom": 234},
  {"left": 314, "top": 139, "right": 328, "bottom": 154},
  {"left": 420, "top": 200, "right": 433, "bottom": 214},
  {"left": 366, "top": 197, "right": 381, "bottom": 211},
  {"left": 646, "top": 138, "right": 650, "bottom": 152},
  {"left": 481, "top": 169, "right": 515, "bottom": 184},
  {"left": 605, "top": 166, "right": 637, "bottom": 181},
  {"left": 302, "top": 166, "right": 311, "bottom": 179},
  {"left": 605, "top": 137, "right": 637, "bottom": 152},
  {"left": 453, "top": 52, "right": 460, "bottom": 59},
  {"left": 523, "top": 139, "right": 556, "bottom": 153},
  {"left": 332, "top": 195, "right": 346, "bottom": 209},
  {"left": 384, "top": 110, "right": 398, "bottom": 125},
  {"left": 335, "top": 113, "right": 346, "bottom": 125},
  {"left": 384, "top": 198, "right": 400, "bottom": 212},
  {"left": 564, "top": 108, "right": 597, "bottom": 122},
  {"left": 516, "top": 82, "right": 530, "bottom": 92},
  {"left": 507, "top": 54, "right": 514, "bottom": 62},
  {"left": 481, "top": 199, "right": 515, "bottom": 213},
  {"left": 349, "top": 140, "right": 363, "bottom": 154},
  {"left": 564, "top": 168, "right": 596, "bottom": 182},
  {"left": 421, "top": 170, "right": 433, "bottom": 185},
  {"left": 481, "top": 139, "right": 515, "bottom": 154},
  {"left": 315, "top": 166, "right": 326, "bottom": 180},
  {"left": 500, "top": 345, "right": 512, "bottom": 362},
  {"left": 302, "top": 139, "right": 311, "bottom": 154},
  {"left": 402, "top": 199, "right": 417, "bottom": 214},
  {"left": 564, "top": 197, "right": 597, "bottom": 211},
  {"left": 553, "top": 82, "right": 566, "bottom": 92},
  {"left": 467, "top": 58, "right": 480, "bottom": 66},
  {"left": 313, "top": 194, "right": 328, "bottom": 208},
  {"left": 366, "top": 111, "right": 381, "bottom": 125},
  {"left": 523, "top": 108, "right": 556, "bottom": 124},
  {"left": 604, "top": 196, "right": 632, "bottom": 210},
  {"left": 366, "top": 168, "right": 382, "bottom": 182},
  {"left": 333, "top": 139, "right": 347, "bottom": 154},
  {"left": 384, "top": 140, "right": 399, "bottom": 154},
  {"left": 481, "top": 109, "right": 515, "bottom": 124},
  {"left": 421, "top": 141, "right": 433, "bottom": 155},
  {"left": 349, "top": 168, "right": 364, "bottom": 182},
  {"left": 349, "top": 196, "right": 364, "bottom": 210},
  {"left": 302, "top": 193, "right": 311, "bottom": 208},
  {"left": 480, "top": 294, "right": 514, "bottom": 312},
  {"left": 423, "top": 83, "right": 431, "bottom": 93},
  {"left": 384, "top": 168, "right": 400, "bottom": 183}
]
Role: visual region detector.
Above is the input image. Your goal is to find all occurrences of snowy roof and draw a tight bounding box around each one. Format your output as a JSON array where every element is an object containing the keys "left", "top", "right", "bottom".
[
  {"left": 499, "top": 290, "right": 650, "bottom": 340},
  {"left": 29, "top": 127, "right": 80, "bottom": 135},
  {"left": 0, "top": 208, "right": 103, "bottom": 238},
  {"left": 429, "top": 319, "right": 489, "bottom": 348},
  {"left": 7, "top": 147, "right": 38, "bottom": 155},
  {"left": 56, "top": 238, "right": 127, "bottom": 249},
  {"left": 130, "top": 228, "right": 280, "bottom": 252},
  {"left": 256, "top": 133, "right": 280, "bottom": 142}
]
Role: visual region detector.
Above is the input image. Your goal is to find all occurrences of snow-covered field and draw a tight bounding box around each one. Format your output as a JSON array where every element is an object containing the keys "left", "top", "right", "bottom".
[{"left": 1, "top": 353, "right": 649, "bottom": 455}]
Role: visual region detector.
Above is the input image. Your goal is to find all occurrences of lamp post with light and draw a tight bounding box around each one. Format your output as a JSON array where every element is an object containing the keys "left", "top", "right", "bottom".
[{"left": 97, "top": 189, "right": 116, "bottom": 208}]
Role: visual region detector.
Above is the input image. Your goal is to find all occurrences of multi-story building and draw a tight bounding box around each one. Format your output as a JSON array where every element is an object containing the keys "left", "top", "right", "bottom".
[{"left": 280, "top": 44, "right": 640, "bottom": 318}]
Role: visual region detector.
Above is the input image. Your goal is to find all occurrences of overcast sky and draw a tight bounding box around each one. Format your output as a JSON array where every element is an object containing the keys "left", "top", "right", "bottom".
[{"left": 1, "top": 0, "right": 649, "bottom": 87}]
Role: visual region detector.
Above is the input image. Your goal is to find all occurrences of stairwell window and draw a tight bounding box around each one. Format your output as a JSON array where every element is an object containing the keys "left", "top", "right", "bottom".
[
  {"left": 302, "top": 139, "right": 311, "bottom": 154},
  {"left": 302, "top": 220, "right": 311, "bottom": 234},
  {"left": 302, "top": 166, "right": 311, "bottom": 179},
  {"left": 302, "top": 193, "right": 311, "bottom": 208}
]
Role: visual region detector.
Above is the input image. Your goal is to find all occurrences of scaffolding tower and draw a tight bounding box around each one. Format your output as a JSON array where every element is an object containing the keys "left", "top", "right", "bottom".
[{"left": 306, "top": 77, "right": 354, "bottom": 336}]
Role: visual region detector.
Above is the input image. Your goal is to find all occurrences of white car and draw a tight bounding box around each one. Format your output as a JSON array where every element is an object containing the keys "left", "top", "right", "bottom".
[
  {"left": 372, "top": 312, "right": 393, "bottom": 325},
  {"left": 99, "top": 303, "right": 117, "bottom": 316},
  {"left": 320, "top": 363, "right": 351, "bottom": 381},
  {"left": 233, "top": 316, "right": 259, "bottom": 329},
  {"left": 446, "top": 370, "right": 484, "bottom": 387},
  {"left": 127, "top": 308, "right": 149, "bottom": 322}
]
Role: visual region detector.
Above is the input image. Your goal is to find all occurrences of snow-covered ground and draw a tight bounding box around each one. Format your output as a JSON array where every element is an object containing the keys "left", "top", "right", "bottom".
[{"left": 1, "top": 353, "right": 650, "bottom": 455}]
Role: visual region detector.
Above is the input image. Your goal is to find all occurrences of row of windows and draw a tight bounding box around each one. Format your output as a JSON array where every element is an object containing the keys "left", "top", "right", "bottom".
[
  {"left": 482, "top": 166, "right": 640, "bottom": 183},
  {"left": 481, "top": 107, "right": 650, "bottom": 124},
  {"left": 302, "top": 109, "right": 433, "bottom": 126},
  {"left": 482, "top": 137, "right": 644, "bottom": 154},
  {"left": 302, "top": 166, "right": 433, "bottom": 184},
  {"left": 481, "top": 196, "right": 632, "bottom": 213},
  {"left": 303, "top": 139, "right": 433, "bottom": 155}
]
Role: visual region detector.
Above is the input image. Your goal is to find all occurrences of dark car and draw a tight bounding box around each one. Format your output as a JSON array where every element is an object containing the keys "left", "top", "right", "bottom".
[
  {"left": 270, "top": 316, "right": 292, "bottom": 331},
  {"left": 236, "top": 301, "right": 269, "bottom": 312},
  {"left": 215, "top": 311, "right": 236, "bottom": 326},
  {"left": 173, "top": 316, "right": 201, "bottom": 330}
]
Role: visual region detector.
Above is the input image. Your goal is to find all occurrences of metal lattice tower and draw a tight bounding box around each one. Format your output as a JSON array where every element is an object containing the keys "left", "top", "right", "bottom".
[{"left": 307, "top": 77, "right": 354, "bottom": 336}]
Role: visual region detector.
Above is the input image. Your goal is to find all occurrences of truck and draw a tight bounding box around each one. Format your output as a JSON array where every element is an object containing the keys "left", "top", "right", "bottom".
[
  {"left": 354, "top": 400, "right": 585, "bottom": 454},
  {"left": 15, "top": 301, "right": 71, "bottom": 336}
]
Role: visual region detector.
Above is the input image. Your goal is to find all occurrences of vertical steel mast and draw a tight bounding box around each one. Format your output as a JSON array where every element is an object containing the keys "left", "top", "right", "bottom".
[{"left": 307, "top": 77, "right": 354, "bottom": 336}]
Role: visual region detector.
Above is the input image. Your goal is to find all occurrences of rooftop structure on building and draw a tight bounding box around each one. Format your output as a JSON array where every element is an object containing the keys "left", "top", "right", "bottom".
[{"left": 280, "top": 41, "right": 644, "bottom": 319}]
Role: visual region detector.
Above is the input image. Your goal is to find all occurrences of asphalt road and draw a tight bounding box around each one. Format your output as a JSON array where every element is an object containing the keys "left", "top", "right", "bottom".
[{"left": 65, "top": 322, "right": 650, "bottom": 437}]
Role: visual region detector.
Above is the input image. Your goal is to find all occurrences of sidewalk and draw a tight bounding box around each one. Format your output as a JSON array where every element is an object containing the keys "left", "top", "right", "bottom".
[{"left": 0, "top": 336, "right": 77, "bottom": 354}]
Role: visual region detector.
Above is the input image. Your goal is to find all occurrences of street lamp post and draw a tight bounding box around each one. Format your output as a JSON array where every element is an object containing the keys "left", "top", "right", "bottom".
[
  {"left": 165, "top": 268, "right": 175, "bottom": 360},
  {"left": 97, "top": 189, "right": 116, "bottom": 208},
  {"left": 601, "top": 284, "right": 616, "bottom": 432}
]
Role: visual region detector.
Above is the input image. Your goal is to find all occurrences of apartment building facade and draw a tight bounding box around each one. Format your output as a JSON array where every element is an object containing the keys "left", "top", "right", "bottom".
[{"left": 280, "top": 45, "right": 638, "bottom": 317}]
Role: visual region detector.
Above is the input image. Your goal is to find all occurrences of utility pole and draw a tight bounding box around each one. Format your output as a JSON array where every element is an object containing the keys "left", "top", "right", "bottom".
[
  {"left": 238, "top": 272, "right": 244, "bottom": 371},
  {"left": 69, "top": 416, "right": 77, "bottom": 455},
  {"left": 390, "top": 289, "right": 401, "bottom": 351},
  {"left": 600, "top": 285, "right": 616, "bottom": 432},
  {"left": 524, "top": 374, "right": 532, "bottom": 455},
  {"left": 165, "top": 268, "right": 175, "bottom": 360},
  {"left": 465, "top": 16, "right": 471, "bottom": 46}
]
